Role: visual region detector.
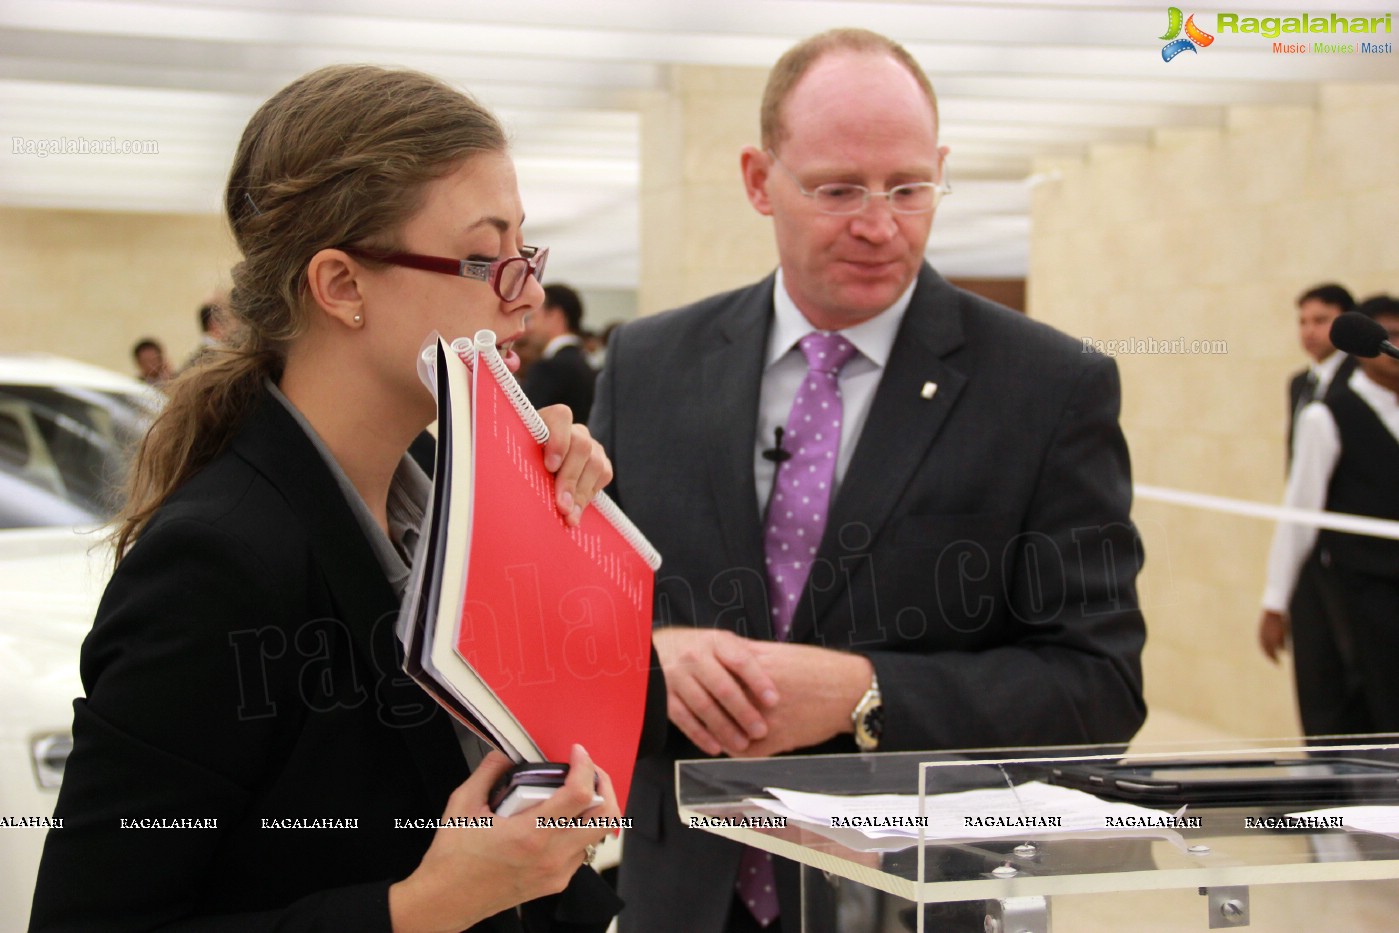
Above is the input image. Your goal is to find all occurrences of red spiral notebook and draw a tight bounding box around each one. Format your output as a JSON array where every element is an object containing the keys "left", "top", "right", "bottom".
[{"left": 399, "top": 333, "right": 660, "bottom": 810}]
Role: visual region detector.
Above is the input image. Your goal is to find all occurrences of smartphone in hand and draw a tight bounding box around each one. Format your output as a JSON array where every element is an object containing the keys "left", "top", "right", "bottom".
[{"left": 489, "top": 762, "right": 603, "bottom": 817}]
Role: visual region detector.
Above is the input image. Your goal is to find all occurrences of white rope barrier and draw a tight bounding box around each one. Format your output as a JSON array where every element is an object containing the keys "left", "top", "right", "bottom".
[{"left": 1135, "top": 484, "right": 1399, "bottom": 542}]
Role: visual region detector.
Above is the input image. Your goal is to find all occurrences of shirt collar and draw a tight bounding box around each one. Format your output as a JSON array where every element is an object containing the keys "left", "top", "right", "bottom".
[
  {"left": 766, "top": 267, "right": 915, "bottom": 370},
  {"left": 264, "top": 379, "right": 430, "bottom": 598},
  {"left": 1349, "top": 368, "right": 1399, "bottom": 415},
  {"left": 543, "top": 333, "right": 582, "bottom": 359},
  {"left": 1313, "top": 350, "right": 1345, "bottom": 383}
]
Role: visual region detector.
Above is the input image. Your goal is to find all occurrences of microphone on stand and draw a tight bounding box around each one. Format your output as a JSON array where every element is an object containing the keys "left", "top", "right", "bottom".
[
  {"left": 1331, "top": 311, "right": 1399, "bottom": 361},
  {"left": 761, "top": 426, "right": 793, "bottom": 463}
]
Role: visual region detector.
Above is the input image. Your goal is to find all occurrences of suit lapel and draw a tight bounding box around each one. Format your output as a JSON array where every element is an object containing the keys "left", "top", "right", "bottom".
[
  {"left": 700, "top": 279, "right": 775, "bottom": 636},
  {"left": 232, "top": 396, "right": 466, "bottom": 796},
  {"left": 789, "top": 266, "right": 970, "bottom": 643}
]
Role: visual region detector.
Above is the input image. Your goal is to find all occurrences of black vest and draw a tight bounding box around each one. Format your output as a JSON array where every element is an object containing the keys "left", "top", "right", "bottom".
[
  {"left": 1316, "top": 386, "right": 1399, "bottom": 579},
  {"left": 1289, "top": 355, "right": 1357, "bottom": 470}
]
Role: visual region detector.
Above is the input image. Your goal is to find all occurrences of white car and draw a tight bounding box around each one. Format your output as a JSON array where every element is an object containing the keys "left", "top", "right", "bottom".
[{"left": 0, "top": 354, "right": 158, "bottom": 929}]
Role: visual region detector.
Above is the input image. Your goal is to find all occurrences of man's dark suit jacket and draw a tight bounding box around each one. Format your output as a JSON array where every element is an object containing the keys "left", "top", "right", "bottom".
[
  {"left": 30, "top": 394, "right": 618, "bottom": 932},
  {"left": 591, "top": 265, "right": 1147, "bottom": 933},
  {"left": 524, "top": 343, "right": 597, "bottom": 424}
]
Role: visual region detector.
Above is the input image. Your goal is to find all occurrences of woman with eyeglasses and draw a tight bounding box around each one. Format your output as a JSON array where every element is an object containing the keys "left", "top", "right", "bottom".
[{"left": 31, "top": 65, "right": 623, "bottom": 933}]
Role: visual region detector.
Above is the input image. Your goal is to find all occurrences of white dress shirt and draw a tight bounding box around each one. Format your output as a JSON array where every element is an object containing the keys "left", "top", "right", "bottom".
[
  {"left": 541, "top": 332, "right": 581, "bottom": 361},
  {"left": 1262, "top": 369, "right": 1399, "bottom": 612},
  {"left": 754, "top": 268, "right": 914, "bottom": 515},
  {"left": 1309, "top": 350, "right": 1348, "bottom": 398}
]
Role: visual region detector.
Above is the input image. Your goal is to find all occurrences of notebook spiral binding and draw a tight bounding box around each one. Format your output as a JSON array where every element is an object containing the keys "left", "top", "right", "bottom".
[{"left": 459, "top": 331, "right": 662, "bottom": 572}]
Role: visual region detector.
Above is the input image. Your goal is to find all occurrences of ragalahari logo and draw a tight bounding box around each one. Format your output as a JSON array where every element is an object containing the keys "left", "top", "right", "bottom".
[{"left": 1160, "top": 7, "right": 1215, "bottom": 60}]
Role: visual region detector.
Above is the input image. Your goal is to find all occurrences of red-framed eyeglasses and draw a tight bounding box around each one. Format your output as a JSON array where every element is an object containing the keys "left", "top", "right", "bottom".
[{"left": 339, "top": 244, "right": 548, "bottom": 302}]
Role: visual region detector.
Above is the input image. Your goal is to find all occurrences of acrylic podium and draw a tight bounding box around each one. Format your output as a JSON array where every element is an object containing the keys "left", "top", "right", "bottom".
[{"left": 676, "top": 739, "right": 1399, "bottom": 932}]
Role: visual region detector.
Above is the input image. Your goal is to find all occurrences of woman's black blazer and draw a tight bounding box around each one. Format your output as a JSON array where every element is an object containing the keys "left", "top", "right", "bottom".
[{"left": 30, "top": 394, "right": 619, "bottom": 932}]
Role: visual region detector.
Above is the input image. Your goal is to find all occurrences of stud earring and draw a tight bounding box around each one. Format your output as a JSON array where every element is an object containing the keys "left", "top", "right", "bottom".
[{"left": 353, "top": 314, "right": 363, "bottom": 324}]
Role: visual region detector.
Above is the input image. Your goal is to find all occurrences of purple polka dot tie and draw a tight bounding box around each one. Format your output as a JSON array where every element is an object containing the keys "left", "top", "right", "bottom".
[
  {"left": 735, "top": 333, "right": 858, "bottom": 929},
  {"left": 763, "top": 332, "right": 860, "bottom": 641}
]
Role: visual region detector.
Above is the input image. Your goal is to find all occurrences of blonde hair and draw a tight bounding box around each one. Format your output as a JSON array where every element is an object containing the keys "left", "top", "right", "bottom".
[
  {"left": 760, "top": 28, "right": 938, "bottom": 152},
  {"left": 114, "top": 65, "right": 507, "bottom": 559}
]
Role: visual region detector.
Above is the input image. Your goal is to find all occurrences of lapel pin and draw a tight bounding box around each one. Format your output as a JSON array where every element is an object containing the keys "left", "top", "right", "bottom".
[{"left": 920, "top": 381, "right": 938, "bottom": 400}]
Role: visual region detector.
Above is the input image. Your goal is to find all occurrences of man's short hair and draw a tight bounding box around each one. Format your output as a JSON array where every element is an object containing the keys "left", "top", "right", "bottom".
[
  {"left": 543, "top": 283, "right": 585, "bottom": 334},
  {"left": 1297, "top": 283, "right": 1355, "bottom": 313},
  {"left": 198, "top": 303, "right": 220, "bottom": 333},
  {"left": 132, "top": 338, "right": 162, "bottom": 360},
  {"left": 1356, "top": 293, "right": 1399, "bottom": 322},
  {"left": 760, "top": 28, "right": 938, "bottom": 152}
]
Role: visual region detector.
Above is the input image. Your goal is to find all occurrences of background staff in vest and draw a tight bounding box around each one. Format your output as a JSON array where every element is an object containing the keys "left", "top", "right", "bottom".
[
  {"left": 1259, "top": 281, "right": 1355, "bottom": 739},
  {"left": 592, "top": 27, "right": 1146, "bottom": 933},
  {"left": 1286, "top": 283, "right": 1356, "bottom": 467},
  {"left": 1260, "top": 294, "right": 1399, "bottom": 739}
]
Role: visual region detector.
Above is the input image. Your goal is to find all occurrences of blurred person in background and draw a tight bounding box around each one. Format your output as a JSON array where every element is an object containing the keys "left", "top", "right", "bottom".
[
  {"left": 1286, "top": 283, "right": 1356, "bottom": 466},
  {"left": 579, "top": 329, "right": 603, "bottom": 369},
  {"left": 1258, "top": 282, "right": 1356, "bottom": 741},
  {"left": 131, "top": 337, "right": 172, "bottom": 387},
  {"left": 523, "top": 283, "right": 597, "bottom": 423},
  {"left": 590, "top": 321, "right": 623, "bottom": 370},
  {"left": 181, "top": 290, "right": 236, "bottom": 371},
  {"left": 1260, "top": 294, "right": 1399, "bottom": 739}
]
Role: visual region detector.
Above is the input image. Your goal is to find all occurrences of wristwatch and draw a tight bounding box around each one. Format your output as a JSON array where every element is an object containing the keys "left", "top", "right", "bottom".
[{"left": 851, "top": 671, "right": 883, "bottom": 752}]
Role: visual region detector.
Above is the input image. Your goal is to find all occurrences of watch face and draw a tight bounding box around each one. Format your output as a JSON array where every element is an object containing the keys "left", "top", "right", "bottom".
[
  {"left": 864, "top": 705, "right": 884, "bottom": 740},
  {"left": 856, "top": 702, "right": 883, "bottom": 750}
]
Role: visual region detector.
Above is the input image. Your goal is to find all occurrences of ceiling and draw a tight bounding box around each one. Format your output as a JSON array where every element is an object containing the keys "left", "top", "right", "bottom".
[{"left": 1, "top": 0, "right": 1394, "bottom": 289}]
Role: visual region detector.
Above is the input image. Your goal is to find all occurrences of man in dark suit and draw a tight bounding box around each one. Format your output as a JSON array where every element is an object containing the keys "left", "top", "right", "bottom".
[
  {"left": 590, "top": 28, "right": 1146, "bottom": 933},
  {"left": 523, "top": 283, "right": 597, "bottom": 423}
]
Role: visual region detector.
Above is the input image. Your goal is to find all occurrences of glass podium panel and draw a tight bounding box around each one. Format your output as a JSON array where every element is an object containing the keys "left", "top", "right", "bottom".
[{"left": 676, "top": 737, "right": 1399, "bottom": 931}]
